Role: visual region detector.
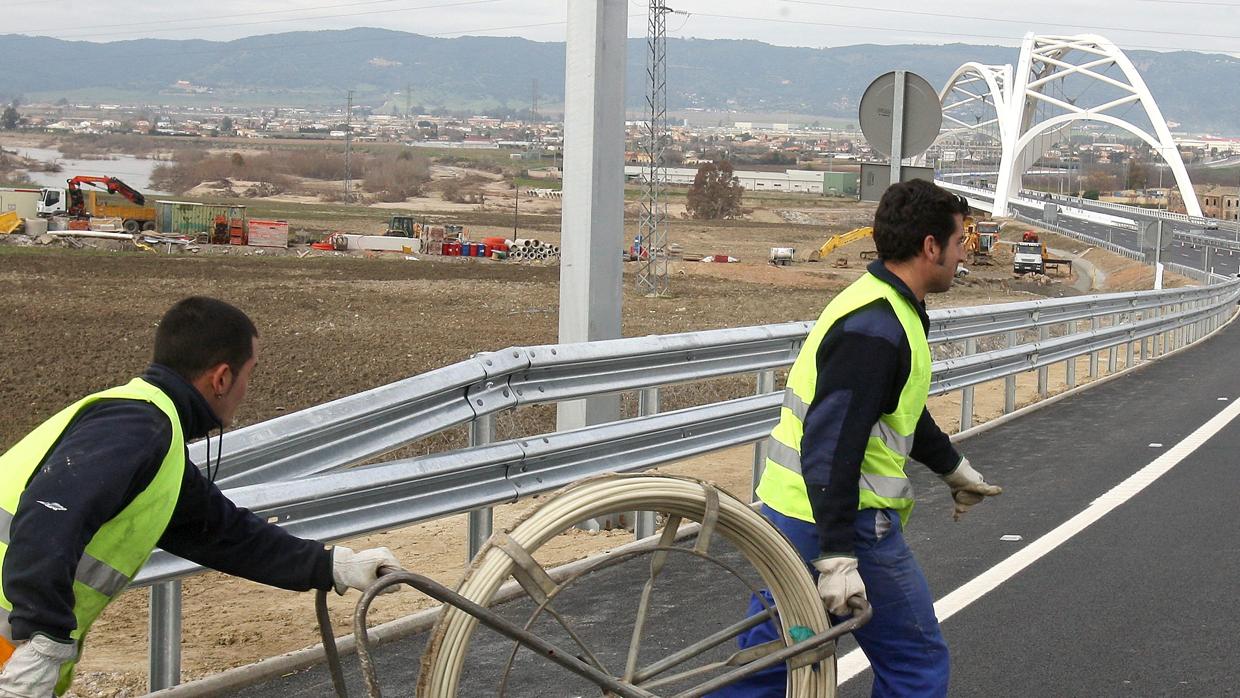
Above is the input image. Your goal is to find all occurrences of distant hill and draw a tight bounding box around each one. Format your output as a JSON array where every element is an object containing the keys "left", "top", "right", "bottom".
[{"left": 2, "top": 29, "right": 1239, "bottom": 133}]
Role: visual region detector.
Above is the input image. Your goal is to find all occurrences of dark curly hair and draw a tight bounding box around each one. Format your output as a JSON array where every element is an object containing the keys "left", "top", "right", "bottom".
[{"left": 872, "top": 180, "right": 970, "bottom": 262}]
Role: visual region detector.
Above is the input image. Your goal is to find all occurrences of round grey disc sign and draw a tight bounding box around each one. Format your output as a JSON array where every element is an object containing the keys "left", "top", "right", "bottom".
[{"left": 859, "top": 71, "right": 942, "bottom": 158}]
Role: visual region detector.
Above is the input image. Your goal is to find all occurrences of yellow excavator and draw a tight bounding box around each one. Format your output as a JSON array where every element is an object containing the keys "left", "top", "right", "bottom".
[
  {"left": 809, "top": 226, "right": 873, "bottom": 264},
  {"left": 963, "top": 216, "right": 999, "bottom": 265}
]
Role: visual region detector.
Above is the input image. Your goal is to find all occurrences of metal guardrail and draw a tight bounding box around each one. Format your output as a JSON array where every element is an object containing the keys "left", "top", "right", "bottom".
[
  {"left": 1164, "top": 262, "right": 1234, "bottom": 285},
  {"left": 189, "top": 283, "right": 1232, "bottom": 491},
  {"left": 137, "top": 268, "right": 1240, "bottom": 689},
  {"left": 1170, "top": 229, "right": 1240, "bottom": 253},
  {"left": 200, "top": 323, "right": 815, "bottom": 488},
  {"left": 139, "top": 279, "right": 1240, "bottom": 585}
]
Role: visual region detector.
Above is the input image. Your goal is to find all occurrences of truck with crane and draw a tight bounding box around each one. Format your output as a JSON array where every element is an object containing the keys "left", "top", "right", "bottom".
[
  {"left": 1013, "top": 230, "right": 1073, "bottom": 275},
  {"left": 36, "top": 176, "right": 157, "bottom": 233}
]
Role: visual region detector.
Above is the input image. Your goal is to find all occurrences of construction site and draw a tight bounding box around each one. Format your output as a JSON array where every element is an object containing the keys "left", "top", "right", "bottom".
[
  {"left": 0, "top": 67, "right": 1208, "bottom": 689},
  {"left": 0, "top": 177, "right": 1191, "bottom": 695}
]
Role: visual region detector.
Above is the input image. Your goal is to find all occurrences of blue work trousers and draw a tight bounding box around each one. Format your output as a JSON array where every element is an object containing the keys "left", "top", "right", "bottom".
[{"left": 707, "top": 505, "right": 949, "bottom": 698}]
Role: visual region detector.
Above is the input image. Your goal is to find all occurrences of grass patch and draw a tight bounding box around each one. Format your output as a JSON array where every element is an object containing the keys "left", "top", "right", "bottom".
[{"left": 515, "top": 176, "right": 560, "bottom": 190}]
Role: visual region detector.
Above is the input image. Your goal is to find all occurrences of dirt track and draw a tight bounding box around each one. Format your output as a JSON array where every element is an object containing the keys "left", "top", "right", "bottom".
[{"left": 0, "top": 223, "right": 1163, "bottom": 696}]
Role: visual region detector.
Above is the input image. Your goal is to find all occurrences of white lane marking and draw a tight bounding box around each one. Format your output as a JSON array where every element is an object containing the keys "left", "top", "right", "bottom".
[{"left": 838, "top": 396, "right": 1240, "bottom": 684}]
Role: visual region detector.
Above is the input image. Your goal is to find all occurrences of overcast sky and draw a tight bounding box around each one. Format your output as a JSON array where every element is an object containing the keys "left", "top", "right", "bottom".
[{"left": 6, "top": 0, "right": 1240, "bottom": 55}]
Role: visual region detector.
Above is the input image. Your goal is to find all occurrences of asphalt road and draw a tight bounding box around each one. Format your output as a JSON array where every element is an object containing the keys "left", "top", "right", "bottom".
[
  {"left": 234, "top": 308, "right": 1240, "bottom": 696},
  {"left": 1006, "top": 198, "right": 1240, "bottom": 276}
]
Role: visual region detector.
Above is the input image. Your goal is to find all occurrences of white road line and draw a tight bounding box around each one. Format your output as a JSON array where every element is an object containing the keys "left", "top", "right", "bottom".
[{"left": 837, "top": 396, "right": 1240, "bottom": 684}]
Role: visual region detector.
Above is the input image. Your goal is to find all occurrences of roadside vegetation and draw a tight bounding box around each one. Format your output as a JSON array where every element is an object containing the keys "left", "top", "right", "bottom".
[{"left": 152, "top": 147, "right": 432, "bottom": 202}]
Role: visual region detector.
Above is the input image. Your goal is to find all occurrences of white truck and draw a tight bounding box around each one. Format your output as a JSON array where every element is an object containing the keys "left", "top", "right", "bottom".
[
  {"left": 1013, "top": 241, "right": 1046, "bottom": 274},
  {"left": 35, "top": 176, "right": 157, "bottom": 233}
]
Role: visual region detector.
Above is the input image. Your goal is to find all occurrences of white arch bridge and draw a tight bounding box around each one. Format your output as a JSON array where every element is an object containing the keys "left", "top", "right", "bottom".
[{"left": 929, "top": 32, "right": 1202, "bottom": 218}]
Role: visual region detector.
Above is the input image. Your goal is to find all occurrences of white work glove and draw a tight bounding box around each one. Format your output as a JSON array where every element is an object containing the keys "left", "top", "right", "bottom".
[
  {"left": 332, "top": 546, "right": 402, "bottom": 595},
  {"left": 811, "top": 555, "right": 867, "bottom": 617},
  {"left": 0, "top": 633, "right": 76, "bottom": 698},
  {"left": 941, "top": 457, "right": 1003, "bottom": 521}
]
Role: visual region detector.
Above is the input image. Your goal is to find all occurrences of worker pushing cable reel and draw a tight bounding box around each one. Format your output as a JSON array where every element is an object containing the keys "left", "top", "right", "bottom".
[{"left": 316, "top": 473, "right": 872, "bottom": 698}]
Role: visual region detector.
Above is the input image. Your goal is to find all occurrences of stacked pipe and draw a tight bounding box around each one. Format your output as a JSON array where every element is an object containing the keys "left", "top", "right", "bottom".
[{"left": 505, "top": 238, "right": 561, "bottom": 262}]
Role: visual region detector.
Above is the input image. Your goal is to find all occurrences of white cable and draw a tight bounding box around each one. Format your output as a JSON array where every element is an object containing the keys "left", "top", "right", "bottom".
[{"left": 417, "top": 473, "right": 835, "bottom": 697}]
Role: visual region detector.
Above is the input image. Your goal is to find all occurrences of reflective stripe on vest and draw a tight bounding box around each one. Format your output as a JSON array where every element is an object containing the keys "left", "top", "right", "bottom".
[
  {"left": 0, "top": 378, "right": 185, "bottom": 693},
  {"left": 0, "top": 510, "right": 129, "bottom": 599},
  {"left": 764, "top": 419, "right": 916, "bottom": 474},
  {"left": 756, "top": 272, "right": 931, "bottom": 527}
]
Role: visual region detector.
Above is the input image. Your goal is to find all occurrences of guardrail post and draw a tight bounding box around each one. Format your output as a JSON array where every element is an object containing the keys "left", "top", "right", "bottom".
[
  {"left": 1004, "top": 331, "right": 1017, "bottom": 414},
  {"left": 1037, "top": 325, "right": 1049, "bottom": 398},
  {"left": 1168, "top": 304, "right": 1175, "bottom": 352},
  {"left": 1088, "top": 316, "right": 1100, "bottom": 378},
  {"left": 960, "top": 338, "right": 976, "bottom": 430},
  {"left": 149, "top": 581, "right": 182, "bottom": 691},
  {"left": 1156, "top": 307, "right": 1164, "bottom": 356},
  {"left": 635, "top": 387, "right": 660, "bottom": 540},
  {"left": 1065, "top": 338, "right": 1076, "bottom": 389},
  {"left": 1160, "top": 307, "right": 1170, "bottom": 354},
  {"left": 467, "top": 414, "right": 495, "bottom": 561},
  {"left": 1176, "top": 303, "right": 1185, "bottom": 348},
  {"left": 1141, "top": 313, "right": 1150, "bottom": 361},
  {"left": 1107, "top": 314, "right": 1118, "bottom": 372},
  {"left": 1171, "top": 304, "right": 1180, "bottom": 350},
  {"left": 752, "top": 369, "right": 776, "bottom": 502},
  {"left": 1126, "top": 327, "right": 1135, "bottom": 368}
]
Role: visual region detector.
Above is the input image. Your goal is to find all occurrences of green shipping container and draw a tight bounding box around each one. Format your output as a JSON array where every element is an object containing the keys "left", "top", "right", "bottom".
[
  {"left": 822, "top": 172, "right": 859, "bottom": 196},
  {"left": 155, "top": 200, "right": 248, "bottom": 238}
]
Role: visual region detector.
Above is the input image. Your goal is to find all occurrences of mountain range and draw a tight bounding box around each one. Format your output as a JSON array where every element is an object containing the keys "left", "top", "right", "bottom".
[{"left": 2, "top": 29, "right": 1239, "bottom": 133}]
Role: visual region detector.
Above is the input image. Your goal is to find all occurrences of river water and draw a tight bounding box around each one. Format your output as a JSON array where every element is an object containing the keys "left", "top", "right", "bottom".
[{"left": 10, "top": 146, "right": 166, "bottom": 194}]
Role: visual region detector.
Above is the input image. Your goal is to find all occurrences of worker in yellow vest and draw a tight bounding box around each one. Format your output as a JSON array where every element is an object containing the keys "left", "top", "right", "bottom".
[
  {"left": 0, "top": 297, "right": 400, "bottom": 696},
  {"left": 711, "top": 180, "right": 1003, "bottom": 697}
]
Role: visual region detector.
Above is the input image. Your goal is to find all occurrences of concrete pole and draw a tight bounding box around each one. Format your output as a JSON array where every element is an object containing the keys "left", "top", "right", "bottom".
[{"left": 559, "top": 0, "right": 626, "bottom": 529}]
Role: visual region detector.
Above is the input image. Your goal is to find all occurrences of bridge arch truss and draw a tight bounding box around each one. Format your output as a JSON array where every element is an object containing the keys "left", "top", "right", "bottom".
[{"left": 936, "top": 33, "right": 1203, "bottom": 218}]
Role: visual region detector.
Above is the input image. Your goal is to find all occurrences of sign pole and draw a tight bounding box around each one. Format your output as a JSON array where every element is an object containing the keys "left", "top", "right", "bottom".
[{"left": 890, "top": 70, "right": 905, "bottom": 185}]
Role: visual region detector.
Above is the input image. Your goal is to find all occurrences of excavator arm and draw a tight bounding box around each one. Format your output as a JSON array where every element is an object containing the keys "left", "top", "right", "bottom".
[
  {"left": 812, "top": 226, "right": 873, "bottom": 261},
  {"left": 65, "top": 175, "right": 146, "bottom": 217}
]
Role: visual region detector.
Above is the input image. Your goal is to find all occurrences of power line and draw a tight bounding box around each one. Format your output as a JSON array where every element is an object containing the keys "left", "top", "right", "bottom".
[
  {"left": 50, "top": 20, "right": 575, "bottom": 61},
  {"left": 10, "top": 0, "right": 504, "bottom": 35},
  {"left": 676, "top": 9, "right": 1240, "bottom": 54},
  {"left": 776, "top": 0, "right": 1240, "bottom": 42},
  {"left": 1137, "top": 0, "right": 1240, "bottom": 5},
  {"left": 26, "top": 0, "right": 515, "bottom": 42}
]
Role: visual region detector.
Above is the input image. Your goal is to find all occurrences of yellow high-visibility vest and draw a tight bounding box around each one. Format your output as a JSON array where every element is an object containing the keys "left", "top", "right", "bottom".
[
  {"left": 756, "top": 272, "right": 930, "bottom": 526},
  {"left": 0, "top": 378, "right": 184, "bottom": 694}
]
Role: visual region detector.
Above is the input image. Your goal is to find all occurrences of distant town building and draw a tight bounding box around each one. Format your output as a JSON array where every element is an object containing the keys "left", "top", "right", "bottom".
[
  {"left": 623, "top": 166, "right": 857, "bottom": 195},
  {"left": 1197, "top": 185, "right": 1240, "bottom": 221}
]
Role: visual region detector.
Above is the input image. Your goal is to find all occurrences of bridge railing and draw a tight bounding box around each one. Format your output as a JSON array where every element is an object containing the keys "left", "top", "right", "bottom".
[
  {"left": 1024, "top": 190, "right": 1240, "bottom": 240},
  {"left": 137, "top": 272, "right": 1240, "bottom": 688}
]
